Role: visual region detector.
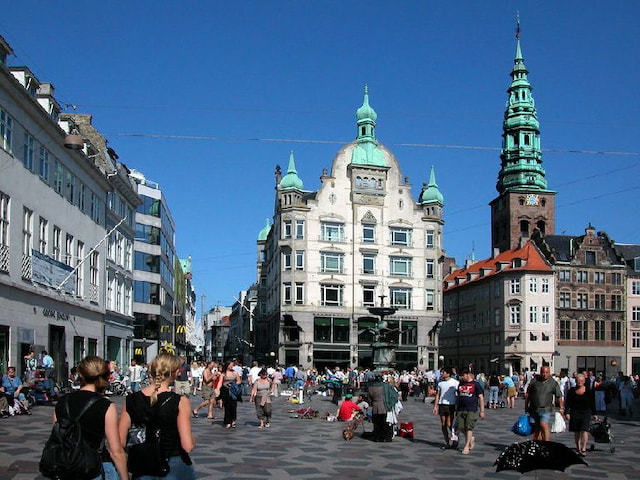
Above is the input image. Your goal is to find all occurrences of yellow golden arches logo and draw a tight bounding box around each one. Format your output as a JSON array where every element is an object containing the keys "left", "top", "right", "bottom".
[
  {"left": 160, "top": 325, "right": 170, "bottom": 332},
  {"left": 176, "top": 325, "right": 186, "bottom": 334},
  {"left": 134, "top": 348, "right": 143, "bottom": 355}
]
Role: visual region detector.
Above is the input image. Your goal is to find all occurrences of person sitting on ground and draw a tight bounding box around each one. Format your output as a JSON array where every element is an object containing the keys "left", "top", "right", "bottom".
[
  {"left": 336, "top": 393, "right": 362, "bottom": 421},
  {"left": 356, "top": 393, "right": 371, "bottom": 420}
]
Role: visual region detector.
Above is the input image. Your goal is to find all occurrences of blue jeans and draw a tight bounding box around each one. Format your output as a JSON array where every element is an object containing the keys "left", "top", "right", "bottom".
[
  {"left": 92, "top": 462, "right": 119, "bottom": 480},
  {"left": 130, "top": 381, "right": 141, "bottom": 393},
  {"left": 135, "top": 456, "right": 195, "bottom": 480},
  {"left": 489, "top": 386, "right": 499, "bottom": 404}
]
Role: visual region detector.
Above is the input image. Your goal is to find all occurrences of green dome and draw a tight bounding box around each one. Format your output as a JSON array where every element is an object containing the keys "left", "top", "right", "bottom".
[
  {"left": 258, "top": 218, "right": 271, "bottom": 241},
  {"left": 356, "top": 84, "right": 377, "bottom": 123},
  {"left": 279, "top": 151, "right": 304, "bottom": 190},
  {"left": 421, "top": 166, "right": 444, "bottom": 204}
]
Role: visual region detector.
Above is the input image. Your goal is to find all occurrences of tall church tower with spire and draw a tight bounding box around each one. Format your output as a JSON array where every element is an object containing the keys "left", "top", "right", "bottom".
[{"left": 490, "top": 21, "right": 556, "bottom": 252}]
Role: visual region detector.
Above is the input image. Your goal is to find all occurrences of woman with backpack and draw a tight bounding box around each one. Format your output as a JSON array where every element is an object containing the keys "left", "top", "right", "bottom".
[
  {"left": 118, "top": 352, "right": 195, "bottom": 480},
  {"left": 215, "top": 360, "right": 242, "bottom": 429},
  {"left": 45, "top": 356, "right": 128, "bottom": 480}
]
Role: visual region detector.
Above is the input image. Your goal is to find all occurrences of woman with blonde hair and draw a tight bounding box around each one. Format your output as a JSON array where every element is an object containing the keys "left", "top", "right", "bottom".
[
  {"left": 51, "top": 356, "right": 128, "bottom": 479},
  {"left": 119, "top": 353, "right": 195, "bottom": 479}
]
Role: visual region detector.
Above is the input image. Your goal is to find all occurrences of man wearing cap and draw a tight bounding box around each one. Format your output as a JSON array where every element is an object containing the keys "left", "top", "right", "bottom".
[{"left": 337, "top": 393, "right": 362, "bottom": 421}]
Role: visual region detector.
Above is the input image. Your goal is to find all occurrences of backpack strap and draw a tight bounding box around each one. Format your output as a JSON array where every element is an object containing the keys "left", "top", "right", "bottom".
[{"left": 61, "top": 393, "right": 101, "bottom": 424}]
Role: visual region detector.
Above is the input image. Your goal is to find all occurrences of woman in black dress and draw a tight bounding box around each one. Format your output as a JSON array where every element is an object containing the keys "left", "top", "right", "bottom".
[{"left": 565, "top": 373, "right": 596, "bottom": 457}]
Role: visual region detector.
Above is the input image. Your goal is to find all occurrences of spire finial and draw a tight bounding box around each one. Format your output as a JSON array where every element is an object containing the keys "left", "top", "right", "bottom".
[{"left": 516, "top": 12, "right": 521, "bottom": 40}]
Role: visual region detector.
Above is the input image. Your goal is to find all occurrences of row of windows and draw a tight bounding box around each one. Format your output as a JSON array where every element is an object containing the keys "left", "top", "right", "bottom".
[
  {"left": 137, "top": 196, "right": 176, "bottom": 247},
  {"left": 283, "top": 250, "right": 439, "bottom": 278},
  {"left": 0, "top": 108, "right": 103, "bottom": 224},
  {"left": 282, "top": 283, "right": 436, "bottom": 310},
  {"left": 313, "top": 317, "right": 417, "bottom": 345},
  {"left": 133, "top": 280, "right": 173, "bottom": 310},
  {"left": 107, "top": 231, "right": 133, "bottom": 271},
  {"left": 106, "top": 275, "right": 133, "bottom": 315},
  {"left": 558, "top": 269, "right": 623, "bottom": 285},
  {"left": 558, "top": 291, "right": 623, "bottom": 310},
  {"left": 106, "top": 191, "right": 134, "bottom": 228},
  {"left": 282, "top": 220, "right": 437, "bottom": 248},
  {"left": 508, "top": 305, "right": 552, "bottom": 325},
  {"left": 134, "top": 252, "right": 174, "bottom": 287},
  {"left": 509, "top": 278, "right": 551, "bottom": 295},
  {"left": 558, "top": 319, "right": 623, "bottom": 342}
]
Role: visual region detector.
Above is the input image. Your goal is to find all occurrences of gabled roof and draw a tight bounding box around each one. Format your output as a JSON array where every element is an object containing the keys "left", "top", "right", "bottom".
[
  {"left": 614, "top": 243, "right": 640, "bottom": 273},
  {"left": 539, "top": 231, "right": 622, "bottom": 266},
  {"left": 443, "top": 240, "right": 551, "bottom": 291}
]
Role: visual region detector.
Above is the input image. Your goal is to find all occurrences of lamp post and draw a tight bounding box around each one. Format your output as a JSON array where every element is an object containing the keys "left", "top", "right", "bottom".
[
  {"left": 438, "top": 355, "right": 444, "bottom": 369},
  {"left": 455, "top": 321, "right": 461, "bottom": 371},
  {"left": 566, "top": 355, "right": 572, "bottom": 373}
]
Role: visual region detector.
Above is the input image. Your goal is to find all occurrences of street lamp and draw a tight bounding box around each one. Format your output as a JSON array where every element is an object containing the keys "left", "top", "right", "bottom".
[
  {"left": 438, "top": 355, "right": 444, "bottom": 369},
  {"left": 455, "top": 321, "right": 461, "bottom": 371},
  {"left": 566, "top": 355, "right": 572, "bottom": 372}
]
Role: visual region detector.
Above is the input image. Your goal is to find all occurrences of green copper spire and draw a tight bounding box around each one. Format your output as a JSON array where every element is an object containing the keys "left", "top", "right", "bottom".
[
  {"left": 496, "top": 17, "right": 549, "bottom": 194},
  {"left": 258, "top": 218, "right": 271, "bottom": 241},
  {"left": 351, "top": 85, "right": 386, "bottom": 166},
  {"left": 279, "top": 151, "right": 304, "bottom": 190},
  {"left": 421, "top": 166, "right": 444, "bottom": 204}
]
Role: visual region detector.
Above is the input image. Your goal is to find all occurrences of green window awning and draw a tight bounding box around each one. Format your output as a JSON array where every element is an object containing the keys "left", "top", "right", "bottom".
[
  {"left": 314, "top": 317, "right": 331, "bottom": 326},
  {"left": 333, "top": 318, "right": 349, "bottom": 326}
]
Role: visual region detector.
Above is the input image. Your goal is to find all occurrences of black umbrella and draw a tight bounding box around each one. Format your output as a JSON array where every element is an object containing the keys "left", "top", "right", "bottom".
[{"left": 495, "top": 440, "right": 587, "bottom": 474}]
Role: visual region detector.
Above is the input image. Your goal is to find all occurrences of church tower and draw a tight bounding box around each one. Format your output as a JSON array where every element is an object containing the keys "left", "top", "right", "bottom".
[{"left": 490, "top": 20, "right": 555, "bottom": 252}]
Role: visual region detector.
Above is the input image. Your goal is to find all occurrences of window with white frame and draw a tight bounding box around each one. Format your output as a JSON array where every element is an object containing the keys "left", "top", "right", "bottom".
[
  {"left": 23, "top": 133, "right": 34, "bottom": 171},
  {"left": 509, "top": 304, "right": 520, "bottom": 325},
  {"left": 91, "top": 192, "right": 100, "bottom": 222},
  {"left": 541, "top": 278, "right": 549, "bottom": 293},
  {"left": 0, "top": 192, "right": 9, "bottom": 250},
  {"left": 363, "top": 285, "right": 376, "bottom": 307},
  {"left": 321, "top": 284, "right": 343, "bottom": 306},
  {"left": 65, "top": 171, "right": 75, "bottom": 204},
  {"left": 282, "top": 220, "right": 292, "bottom": 239},
  {"left": 52, "top": 226, "right": 61, "bottom": 262},
  {"left": 426, "top": 289, "right": 435, "bottom": 310},
  {"left": 633, "top": 306, "right": 640, "bottom": 322},
  {"left": 632, "top": 331, "right": 640, "bottom": 349},
  {"left": 594, "top": 320, "right": 605, "bottom": 341},
  {"left": 295, "top": 283, "right": 304, "bottom": 305},
  {"left": 594, "top": 272, "right": 605, "bottom": 284},
  {"left": 529, "top": 278, "right": 537, "bottom": 293},
  {"left": 0, "top": 108, "right": 13, "bottom": 152},
  {"left": 124, "top": 240, "right": 132, "bottom": 270},
  {"left": 559, "top": 269, "right": 570, "bottom": 282},
  {"left": 576, "top": 270, "right": 588, "bottom": 283},
  {"left": 362, "top": 253, "right": 376, "bottom": 274},
  {"left": 559, "top": 291, "right": 571, "bottom": 308},
  {"left": 38, "top": 147, "right": 50, "bottom": 182},
  {"left": 76, "top": 241, "right": 84, "bottom": 297},
  {"left": 426, "top": 259, "right": 435, "bottom": 279},
  {"left": 65, "top": 234, "right": 74, "bottom": 266},
  {"left": 633, "top": 281, "right": 640, "bottom": 296},
  {"left": 295, "top": 250, "right": 304, "bottom": 271},
  {"left": 390, "top": 287, "right": 411, "bottom": 309},
  {"left": 390, "top": 227, "right": 412, "bottom": 246},
  {"left": 78, "top": 184, "right": 85, "bottom": 211},
  {"left": 426, "top": 230, "right": 434, "bottom": 248},
  {"left": 611, "top": 272, "right": 622, "bottom": 285},
  {"left": 116, "top": 234, "right": 123, "bottom": 266},
  {"left": 90, "top": 251, "right": 99, "bottom": 286},
  {"left": 116, "top": 278, "right": 123, "bottom": 311},
  {"left": 38, "top": 217, "right": 48, "bottom": 254},
  {"left": 510, "top": 279, "right": 520, "bottom": 294},
  {"left": 282, "top": 250, "right": 291, "bottom": 270},
  {"left": 284, "top": 282, "right": 292, "bottom": 305},
  {"left": 594, "top": 293, "right": 605, "bottom": 310},
  {"left": 321, "top": 222, "right": 344, "bottom": 242},
  {"left": 107, "top": 233, "right": 115, "bottom": 262},
  {"left": 390, "top": 256, "right": 412, "bottom": 277},
  {"left": 362, "top": 224, "right": 375, "bottom": 243},
  {"left": 529, "top": 305, "right": 538, "bottom": 323},
  {"left": 107, "top": 275, "right": 114, "bottom": 311},
  {"left": 295, "top": 220, "right": 304, "bottom": 239},
  {"left": 125, "top": 283, "right": 132, "bottom": 315},
  {"left": 321, "top": 252, "right": 344, "bottom": 273},
  {"left": 22, "top": 208, "right": 33, "bottom": 256},
  {"left": 576, "top": 292, "right": 588, "bottom": 309},
  {"left": 541, "top": 306, "right": 550, "bottom": 324}
]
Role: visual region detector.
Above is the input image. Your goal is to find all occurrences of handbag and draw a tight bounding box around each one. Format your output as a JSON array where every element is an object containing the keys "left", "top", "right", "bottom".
[
  {"left": 399, "top": 422, "right": 414, "bottom": 438},
  {"left": 229, "top": 381, "right": 242, "bottom": 401},
  {"left": 126, "top": 393, "right": 176, "bottom": 477},
  {"left": 511, "top": 413, "right": 532, "bottom": 436}
]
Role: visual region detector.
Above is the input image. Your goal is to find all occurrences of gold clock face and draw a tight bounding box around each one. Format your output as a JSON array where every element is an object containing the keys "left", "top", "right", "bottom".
[{"left": 525, "top": 194, "right": 539, "bottom": 206}]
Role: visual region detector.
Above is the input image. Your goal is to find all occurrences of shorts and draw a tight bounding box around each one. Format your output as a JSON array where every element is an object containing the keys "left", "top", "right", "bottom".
[
  {"left": 202, "top": 385, "right": 215, "bottom": 400},
  {"left": 507, "top": 386, "right": 517, "bottom": 398},
  {"left": 530, "top": 408, "right": 553, "bottom": 426},
  {"left": 438, "top": 404, "right": 456, "bottom": 417},
  {"left": 456, "top": 411, "right": 478, "bottom": 431}
]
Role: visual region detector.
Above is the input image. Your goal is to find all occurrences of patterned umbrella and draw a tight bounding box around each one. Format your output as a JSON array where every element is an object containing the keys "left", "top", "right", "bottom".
[{"left": 495, "top": 440, "right": 587, "bottom": 474}]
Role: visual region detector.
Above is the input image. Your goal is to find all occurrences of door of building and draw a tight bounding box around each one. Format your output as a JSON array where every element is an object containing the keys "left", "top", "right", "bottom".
[
  {"left": 0, "top": 326, "right": 8, "bottom": 375},
  {"left": 48, "top": 325, "right": 66, "bottom": 386}
]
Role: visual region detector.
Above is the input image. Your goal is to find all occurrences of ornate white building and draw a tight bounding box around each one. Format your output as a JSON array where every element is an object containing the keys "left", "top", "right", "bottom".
[{"left": 255, "top": 88, "right": 446, "bottom": 371}]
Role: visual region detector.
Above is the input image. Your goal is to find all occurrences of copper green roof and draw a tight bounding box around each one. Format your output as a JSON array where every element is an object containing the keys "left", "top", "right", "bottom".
[
  {"left": 279, "top": 151, "right": 304, "bottom": 190},
  {"left": 496, "top": 20, "right": 552, "bottom": 194},
  {"left": 351, "top": 85, "right": 387, "bottom": 167},
  {"left": 421, "top": 166, "right": 444, "bottom": 204},
  {"left": 258, "top": 218, "right": 271, "bottom": 241}
]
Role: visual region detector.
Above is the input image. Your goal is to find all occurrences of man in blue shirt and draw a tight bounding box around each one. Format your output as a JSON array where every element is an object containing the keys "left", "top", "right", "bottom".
[{"left": 456, "top": 367, "right": 485, "bottom": 455}]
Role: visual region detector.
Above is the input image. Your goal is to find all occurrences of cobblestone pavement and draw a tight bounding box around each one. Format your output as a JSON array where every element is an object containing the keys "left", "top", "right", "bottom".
[{"left": 1, "top": 391, "right": 638, "bottom": 479}]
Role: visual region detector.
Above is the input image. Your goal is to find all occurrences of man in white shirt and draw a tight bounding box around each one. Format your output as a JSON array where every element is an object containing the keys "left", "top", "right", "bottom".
[
  {"left": 248, "top": 361, "right": 262, "bottom": 386},
  {"left": 128, "top": 359, "right": 143, "bottom": 393},
  {"left": 433, "top": 367, "right": 460, "bottom": 450}
]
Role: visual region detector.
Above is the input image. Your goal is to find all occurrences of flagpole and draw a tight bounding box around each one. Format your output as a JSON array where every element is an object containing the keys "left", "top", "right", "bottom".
[{"left": 56, "top": 216, "right": 127, "bottom": 292}]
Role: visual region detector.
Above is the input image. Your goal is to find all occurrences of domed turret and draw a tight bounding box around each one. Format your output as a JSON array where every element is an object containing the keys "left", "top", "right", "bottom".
[
  {"left": 279, "top": 151, "right": 304, "bottom": 190},
  {"left": 356, "top": 84, "right": 377, "bottom": 124},
  {"left": 421, "top": 166, "right": 444, "bottom": 204}
]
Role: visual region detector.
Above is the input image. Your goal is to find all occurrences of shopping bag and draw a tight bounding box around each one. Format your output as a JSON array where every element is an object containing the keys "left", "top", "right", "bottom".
[
  {"left": 399, "top": 422, "right": 414, "bottom": 438},
  {"left": 511, "top": 414, "right": 532, "bottom": 436},
  {"left": 551, "top": 411, "right": 567, "bottom": 433}
]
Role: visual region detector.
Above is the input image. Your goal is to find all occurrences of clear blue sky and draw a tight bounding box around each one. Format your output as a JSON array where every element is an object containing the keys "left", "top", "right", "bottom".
[{"left": 3, "top": 3, "right": 639, "bottom": 311}]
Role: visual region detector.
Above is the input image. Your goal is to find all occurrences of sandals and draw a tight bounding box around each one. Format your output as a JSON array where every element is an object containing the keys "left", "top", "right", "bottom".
[{"left": 192, "top": 410, "right": 198, "bottom": 418}]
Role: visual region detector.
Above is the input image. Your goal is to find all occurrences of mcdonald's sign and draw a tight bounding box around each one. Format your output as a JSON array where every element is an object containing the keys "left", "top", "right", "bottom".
[
  {"left": 176, "top": 325, "right": 186, "bottom": 334},
  {"left": 134, "top": 348, "right": 143, "bottom": 355},
  {"left": 160, "top": 325, "right": 170, "bottom": 333}
]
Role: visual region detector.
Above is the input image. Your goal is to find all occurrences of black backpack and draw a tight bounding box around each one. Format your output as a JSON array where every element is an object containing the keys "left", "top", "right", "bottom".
[{"left": 39, "top": 395, "right": 103, "bottom": 480}]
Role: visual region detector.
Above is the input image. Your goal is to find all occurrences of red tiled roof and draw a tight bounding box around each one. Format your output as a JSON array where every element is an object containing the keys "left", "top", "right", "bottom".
[{"left": 443, "top": 240, "right": 551, "bottom": 291}]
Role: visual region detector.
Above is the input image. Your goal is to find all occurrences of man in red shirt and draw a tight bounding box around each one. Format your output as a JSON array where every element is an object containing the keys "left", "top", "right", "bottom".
[{"left": 337, "top": 393, "right": 362, "bottom": 421}]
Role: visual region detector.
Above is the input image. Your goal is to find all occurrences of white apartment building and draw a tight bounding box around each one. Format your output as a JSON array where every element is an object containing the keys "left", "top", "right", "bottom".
[{"left": 256, "top": 88, "right": 446, "bottom": 371}]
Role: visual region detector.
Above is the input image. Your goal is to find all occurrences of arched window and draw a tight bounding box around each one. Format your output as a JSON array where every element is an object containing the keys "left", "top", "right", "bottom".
[{"left": 520, "top": 220, "right": 529, "bottom": 237}]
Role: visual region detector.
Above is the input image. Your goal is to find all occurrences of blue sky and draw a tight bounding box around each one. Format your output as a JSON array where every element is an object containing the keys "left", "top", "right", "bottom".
[{"left": 3, "top": 3, "right": 639, "bottom": 311}]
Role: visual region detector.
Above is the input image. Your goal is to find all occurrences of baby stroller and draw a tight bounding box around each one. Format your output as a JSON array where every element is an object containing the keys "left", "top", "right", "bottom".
[{"left": 589, "top": 416, "right": 615, "bottom": 453}]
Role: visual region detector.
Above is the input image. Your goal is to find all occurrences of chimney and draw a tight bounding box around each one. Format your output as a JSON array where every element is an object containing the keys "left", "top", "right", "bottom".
[{"left": 492, "top": 247, "right": 500, "bottom": 259}]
